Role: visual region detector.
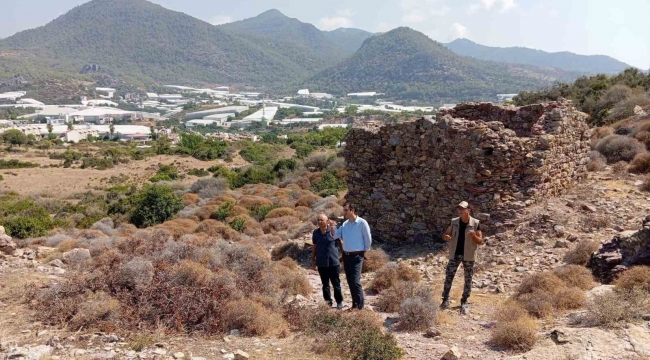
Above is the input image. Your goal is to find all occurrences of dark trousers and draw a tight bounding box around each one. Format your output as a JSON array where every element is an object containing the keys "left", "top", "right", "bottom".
[
  {"left": 317, "top": 265, "right": 343, "bottom": 305},
  {"left": 442, "top": 254, "right": 476, "bottom": 304},
  {"left": 343, "top": 253, "right": 364, "bottom": 309}
]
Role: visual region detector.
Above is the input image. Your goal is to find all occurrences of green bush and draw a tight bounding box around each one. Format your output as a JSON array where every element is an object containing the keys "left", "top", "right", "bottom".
[
  {"left": 81, "top": 157, "right": 116, "bottom": 170},
  {"left": 215, "top": 166, "right": 276, "bottom": 189},
  {"left": 0, "top": 196, "right": 55, "bottom": 238},
  {"left": 150, "top": 164, "right": 181, "bottom": 182},
  {"left": 188, "top": 168, "right": 210, "bottom": 177},
  {"left": 311, "top": 172, "right": 347, "bottom": 197},
  {"left": 250, "top": 205, "right": 278, "bottom": 221},
  {"left": 273, "top": 158, "right": 297, "bottom": 173},
  {"left": 290, "top": 142, "right": 314, "bottom": 158},
  {"left": 2, "top": 129, "right": 28, "bottom": 147},
  {"left": 238, "top": 141, "right": 281, "bottom": 166},
  {"left": 228, "top": 217, "right": 246, "bottom": 233},
  {"left": 127, "top": 186, "right": 184, "bottom": 228},
  {"left": 0, "top": 159, "right": 39, "bottom": 169},
  {"left": 214, "top": 201, "right": 234, "bottom": 221}
]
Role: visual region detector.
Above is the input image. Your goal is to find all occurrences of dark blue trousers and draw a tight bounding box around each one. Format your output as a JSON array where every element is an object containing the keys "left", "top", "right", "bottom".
[{"left": 343, "top": 253, "right": 364, "bottom": 309}]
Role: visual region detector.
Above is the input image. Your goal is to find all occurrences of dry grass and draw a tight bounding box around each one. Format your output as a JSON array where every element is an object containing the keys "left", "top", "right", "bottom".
[
  {"left": 295, "top": 194, "right": 321, "bottom": 207},
  {"left": 261, "top": 216, "right": 302, "bottom": 234},
  {"left": 490, "top": 315, "right": 538, "bottom": 352},
  {"left": 552, "top": 265, "right": 596, "bottom": 290},
  {"left": 586, "top": 151, "right": 607, "bottom": 172},
  {"left": 223, "top": 299, "right": 288, "bottom": 336},
  {"left": 581, "top": 288, "right": 649, "bottom": 327},
  {"left": 628, "top": 152, "right": 650, "bottom": 174},
  {"left": 157, "top": 219, "right": 199, "bottom": 238},
  {"left": 596, "top": 135, "right": 646, "bottom": 163},
  {"left": 69, "top": 291, "right": 121, "bottom": 330},
  {"left": 182, "top": 193, "right": 201, "bottom": 206},
  {"left": 238, "top": 195, "right": 274, "bottom": 209},
  {"left": 641, "top": 175, "right": 650, "bottom": 192},
  {"left": 362, "top": 248, "right": 390, "bottom": 273},
  {"left": 612, "top": 161, "right": 629, "bottom": 173},
  {"left": 552, "top": 287, "right": 587, "bottom": 310},
  {"left": 397, "top": 296, "right": 437, "bottom": 331},
  {"left": 265, "top": 207, "right": 297, "bottom": 219},
  {"left": 493, "top": 300, "right": 528, "bottom": 323},
  {"left": 371, "top": 262, "right": 421, "bottom": 293},
  {"left": 513, "top": 271, "right": 587, "bottom": 318},
  {"left": 614, "top": 266, "right": 650, "bottom": 292},
  {"left": 564, "top": 239, "right": 601, "bottom": 265},
  {"left": 376, "top": 281, "right": 432, "bottom": 313},
  {"left": 57, "top": 239, "right": 79, "bottom": 252}
]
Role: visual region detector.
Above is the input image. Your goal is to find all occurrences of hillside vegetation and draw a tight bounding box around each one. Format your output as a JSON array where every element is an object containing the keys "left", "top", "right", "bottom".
[
  {"left": 446, "top": 38, "right": 631, "bottom": 75},
  {"left": 515, "top": 68, "right": 650, "bottom": 125},
  {"left": 305, "top": 28, "right": 582, "bottom": 102}
]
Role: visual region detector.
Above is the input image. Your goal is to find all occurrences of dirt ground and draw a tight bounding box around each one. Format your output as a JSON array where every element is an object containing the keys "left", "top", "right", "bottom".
[{"left": 0, "top": 149, "right": 250, "bottom": 199}]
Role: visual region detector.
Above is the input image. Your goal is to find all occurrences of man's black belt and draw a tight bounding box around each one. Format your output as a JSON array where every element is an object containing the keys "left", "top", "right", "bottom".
[{"left": 343, "top": 251, "right": 365, "bottom": 255}]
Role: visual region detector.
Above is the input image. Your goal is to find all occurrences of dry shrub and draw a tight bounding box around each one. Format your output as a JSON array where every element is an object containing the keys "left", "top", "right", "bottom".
[
  {"left": 116, "top": 223, "right": 138, "bottom": 237},
  {"left": 564, "top": 239, "right": 601, "bottom": 265},
  {"left": 553, "top": 265, "right": 596, "bottom": 290},
  {"left": 628, "top": 152, "right": 650, "bottom": 174},
  {"left": 195, "top": 219, "right": 239, "bottom": 240},
  {"left": 269, "top": 268, "right": 313, "bottom": 297},
  {"left": 183, "top": 193, "right": 201, "bottom": 206},
  {"left": 635, "top": 131, "right": 650, "bottom": 149},
  {"left": 612, "top": 161, "right": 629, "bottom": 173},
  {"left": 295, "top": 193, "right": 321, "bottom": 207},
  {"left": 581, "top": 288, "right": 649, "bottom": 327},
  {"left": 376, "top": 281, "right": 432, "bottom": 313},
  {"left": 552, "top": 287, "right": 587, "bottom": 310},
  {"left": 69, "top": 291, "right": 121, "bottom": 330},
  {"left": 287, "top": 222, "right": 314, "bottom": 240},
  {"left": 223, "top": 299, "right": 287, "bottom": 336},
  {"left": 157, "top": 219, "right": 199, "bottom": 238},
  {"left": 586, "top": 151, "right": 607, "bottom": 172},
  {"left": 362, "top": 248, "right": 390, "bottom": 273},
  {"left": 168, "top": 260, "right": 214, "bottom": 287},
  {"left": 45, "top": 233, "right": 73, "bottom": 247},
  {"left": 190, "top": 177, "right": 229, "bottom": 199},
  {"left": 516, "top": 289, "right": 555, "bottom": 318},
  {"left": 118, "top": 257, "right": 154, "bottom": 290},
  {"left": 596, "top": 135, "right": 646, "bottom": 163},
  {"left": 397, "top": 296, "right": 437, "bottom": 331},
  {"left": 277, "top": 257, "right": 299, "bottom": 270},
  {"left": 304, "top": 153, "right": 332, "bottom": 171},
  {"left": 194, "top": 205, "right": 218, "bottom": 221},
  {"left": 238, "top": 195, "right": 274, "bottom": 209},
  {"left": 493, "top": 300, "right": 528, "bottom": 323},
  {"left": 371, "top": 262, "right": 421, "bottom": 293},
  {"left": 271, "top": 241, "right": 306, "bottom": 261},
  {"left": 592, "top": 126, "right": 614, "bottom": 140},
  {"left": 58, "top": 239, "right": 79, "bottom": 252},
  {"left": 293, "top": 206, "right": 312, "bottom": 221},
  {"left": 90, "top": 218, "right": 116, "bottom": 236},
  {"left": 242, "top": 218, "right": 264, "bottom": 237},
  {"left": 283, "top": 302, "right": 314, "bottom": 331},
  {"left": 261, "top": 216, "right": 302, "bottom": 234},
  {"left": 614, "top": 266, "right": 650, "bottom": 292},
  {"left": 490, "top": 315, "right": 538, "bottom": 351},
  {"left": 265, "top": 207, "right": 297, "bottom": 219}
]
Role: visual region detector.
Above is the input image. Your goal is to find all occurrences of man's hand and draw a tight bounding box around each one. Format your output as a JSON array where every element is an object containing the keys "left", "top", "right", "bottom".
[
  {"left": 311, "top": 259, "right": 317, "bottom": 271},
  {"left": 442, "top": 234, "right": 452, "bottom": 241}
]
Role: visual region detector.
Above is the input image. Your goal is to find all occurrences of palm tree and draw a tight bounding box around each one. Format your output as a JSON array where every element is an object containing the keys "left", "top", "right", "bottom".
[{"left": 109, "top": 123, "right": 115, "bottom": 141}]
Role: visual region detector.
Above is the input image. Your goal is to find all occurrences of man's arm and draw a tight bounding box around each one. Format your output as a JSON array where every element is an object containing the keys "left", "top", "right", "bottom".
[
  {"left": 442, "top": 226, "right": 452, "bottom": 241},
  {"left": 361, "top": 220, "right": 372, "bottom": 251},
  {"left": 469, "top": 230, "right": 483, "bottom": 245},
  {"left": 311, "top": 234, "right": 318, "bottom": 270}
]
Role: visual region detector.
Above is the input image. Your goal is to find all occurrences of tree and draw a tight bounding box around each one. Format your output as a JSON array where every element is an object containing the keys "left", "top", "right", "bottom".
[
  {"left": 344, "top": 105, "right": 359, "bottom": 117},
  {"left": 67, "top": 122, "right": 74, "bottom": 131},
  {"left": 2, "top": 129, "right": 28, "bottom": 147},
  {"left": 46, "top": 123, "right": 53, "bottom": 134},
  {"left": 150, "top": 126, "right": 157, "bottom": 140},
  {"left": 129, "top": 185, "right": 184, "bottom": 228},
  {"left": 109, "top": 123, "right": 115, "bottom": 140}
]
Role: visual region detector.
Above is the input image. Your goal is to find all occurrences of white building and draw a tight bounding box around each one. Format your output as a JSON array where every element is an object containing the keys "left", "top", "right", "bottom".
[
  {"left": 184, "top": 106, "right": 248, "bottom": 120},
  {"left": 311, "top": 92, "right": 333, "bottom": 99},
  {"left": 347, "top": 92, "right": 383, "bottom": 98},
  {"left": 70, "top": 107, "right": 134, "bottom": 124},
  {"left": 65, "top": 128, "right": 100, "bottom": 143},
  {"left": 297, "top": 89, "right": 310, "bottom": 96},
  {"left": 83, "top": 99, "right": 118, "bottom": 107},
  {"left": 439, "top": 104, "right": 457, "bottom": 110},
  {"left": 17, "top": 98, "right": 44, "bottom": 106},
  {"left": 186, "top": 119, "right": 226, "bottom": 128},
  {"left": 0, "top": 91, "right": 26, "bottom": 103},
  {"left": 497, "top": 94, "right": 518, "bottom": 102},
  {"left": 318, "top": 124, "right": 349, "bottom": 130},
  {"left": 243, "top": 107, "right": 278, "bottom": 122},
  {"left": 204, "top": 113, "right": 235, "bottom": 121},
  {"left": 158, "top": 94, "right": 183, "bottom": 102},
  {"left": 273, "top": 118, "right": 322, "bottom": 125},
  {"left": 146, "top": 93, "right": 159, "bottom": 99}
]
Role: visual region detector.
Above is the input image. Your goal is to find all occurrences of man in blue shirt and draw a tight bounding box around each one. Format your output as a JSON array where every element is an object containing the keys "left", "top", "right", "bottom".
[
  {"left": 332, "top": 202, "right": 372, "bottom": 310},
  {"left": 312, "top": 214, "right": 344, "bottom": 309}
]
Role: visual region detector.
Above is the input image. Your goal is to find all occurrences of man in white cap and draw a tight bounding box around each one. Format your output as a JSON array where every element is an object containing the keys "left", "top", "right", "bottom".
[{"left": 440, "top": 201, "right": 483, "bottom": 315}]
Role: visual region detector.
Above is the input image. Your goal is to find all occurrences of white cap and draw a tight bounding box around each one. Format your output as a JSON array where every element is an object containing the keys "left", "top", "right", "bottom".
[{"left": 456, "top": 201, "right": 469, "bottom": 209}]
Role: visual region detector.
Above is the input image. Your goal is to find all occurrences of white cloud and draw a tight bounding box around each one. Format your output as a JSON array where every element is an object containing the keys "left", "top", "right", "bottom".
[
  {"left": 402, "top": 11, "right": 427, "bottom": 23},
  {"left": 318, "top": 17, "right": 353, "bottom": 31},
  {"left": 549, "top": 8, "right": 559, "bottom": 18},
  {"left": 468, "top": 0, "right": 516, "bottom": 14},
  {"left": 210, "top": 15, "right": 232, "bottom": 25},
  {"left": 337, "top": 9, "right": 354, "bottom": 17},
  {"left": 452, "top": 22, "right": 468, "bottom": 38}
]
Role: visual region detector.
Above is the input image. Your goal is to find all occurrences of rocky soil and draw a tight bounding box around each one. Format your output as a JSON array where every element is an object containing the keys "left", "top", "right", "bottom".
[{"left": 1, "top": 167, "right": 650, "bottom": 360}]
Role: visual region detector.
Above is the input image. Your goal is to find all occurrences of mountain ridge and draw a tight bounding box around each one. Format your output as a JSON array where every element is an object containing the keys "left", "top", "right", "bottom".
[{"left": 446, "top": 38, "right": 632, "bottom": 75}]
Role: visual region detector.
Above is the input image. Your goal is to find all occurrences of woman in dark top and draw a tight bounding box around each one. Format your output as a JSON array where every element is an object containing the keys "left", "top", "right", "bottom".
[{"left": 312, "top": 214, "right": 344, "bottom": 309}]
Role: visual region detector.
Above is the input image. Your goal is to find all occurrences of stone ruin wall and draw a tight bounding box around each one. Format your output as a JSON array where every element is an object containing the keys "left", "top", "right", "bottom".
[{"left": 344, "top": 100, "right": 592, "bottom": 242}]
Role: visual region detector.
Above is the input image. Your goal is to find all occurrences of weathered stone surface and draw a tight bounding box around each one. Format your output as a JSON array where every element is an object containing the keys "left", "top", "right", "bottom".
[
  {"left": 0, "top": 234, "right": 17, "bottom": 255},
  {"left": 441, "top": 346, "right": 461, "bottom": 360},
  {"left": 62, "top": 248, "right": 91, "bottom": 265},
  {"left": 234, "top": 350, "right": 249, "bottom": 360},
  {"left": 589, "top": 216, "right": 650, "bottom": 283},
  {"left": 345, "top": 101, "right": 590, "bottom": 241}
]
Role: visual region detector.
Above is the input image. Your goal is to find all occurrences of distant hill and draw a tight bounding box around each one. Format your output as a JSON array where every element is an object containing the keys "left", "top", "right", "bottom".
[
  {"left": 0, "top": 0, "right": 331, "bottom": 87},
  {"left": 446, "top": 38, "right": 632, "bottom": 75},
  {"left": 220, "top": 10, "right": 373, "bottom": 63},
  {"left": 305, "top": 28, "right": 582, "bottom": 102}
]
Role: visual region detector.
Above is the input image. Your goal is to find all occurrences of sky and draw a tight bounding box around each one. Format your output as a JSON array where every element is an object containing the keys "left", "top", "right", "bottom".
[{"left": 1, "top": 0, "right": 649, "bottom": 69}]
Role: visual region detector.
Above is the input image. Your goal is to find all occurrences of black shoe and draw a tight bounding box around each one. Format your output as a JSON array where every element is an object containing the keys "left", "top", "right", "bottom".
[
  {"left": 460, "top": 302, "right": 469, "bottom": 315},
  {"left": 440, "top": 299, "right": 450, "bottom": 310},
  {"left": 336, "top": 302, "right": 344, "bottom": 310},
  {"left": 327, "top": 301, "right": 333, "bottom": 307}
]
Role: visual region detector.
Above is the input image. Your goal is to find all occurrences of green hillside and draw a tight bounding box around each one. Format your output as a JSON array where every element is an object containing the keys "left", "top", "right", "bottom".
[
  {"left": 0, "top": 0, "right": 323, "bottom": 87},
  {"left": 305, "top": 27, "right": 582, "bottom": 102},
  {"left": 323, "top": 28, "right": 375, "bottom": 54}
]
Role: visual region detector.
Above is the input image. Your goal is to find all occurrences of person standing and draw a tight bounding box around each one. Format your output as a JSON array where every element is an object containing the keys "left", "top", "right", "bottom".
[
  {"left": 440, "top": 201, "right": 483, "bottom": 315},
  {"left": 312, "top": 214, "right": 344, "bottom": 309},
  {"left": 332, "top": 202, "right": 372, "bottom": 310}
]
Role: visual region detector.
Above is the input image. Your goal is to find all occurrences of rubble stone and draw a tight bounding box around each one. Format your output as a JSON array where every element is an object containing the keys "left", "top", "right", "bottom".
[
  {"left": 589, "top": 216, "right": 650, "bottom": 283},
  {"left": 345, "top": 101, "right": 590, "bottom": 241}
]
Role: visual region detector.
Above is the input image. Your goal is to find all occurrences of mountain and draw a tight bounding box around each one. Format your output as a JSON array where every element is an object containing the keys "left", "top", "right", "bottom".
[
  {"left": 305, "top": 28, "right": 582, "bottom": 102},
  {"left": 0, "top": 0, "right": 331, "bottom": 87},
  {"left": 446, "top": 38, "right": 632, "bottom": 75},
  {"left": 323, "top": 28, "right": 375, "bottom": 54},
  {"left": 220, "top": 10, "right": 373, "bottom": 62}
]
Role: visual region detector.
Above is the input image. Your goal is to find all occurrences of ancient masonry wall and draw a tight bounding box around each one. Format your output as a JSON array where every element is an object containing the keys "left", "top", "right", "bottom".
[{"left": 344, "top": 101, "right": 592, "bottom": 242}]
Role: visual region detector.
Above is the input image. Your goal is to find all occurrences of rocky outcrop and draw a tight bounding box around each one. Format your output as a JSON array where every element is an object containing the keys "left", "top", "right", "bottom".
[
  {"left": 0, "top": 74, "right": 28, "bottom": 88},
  {"left": 0, "top": 226, "right": 17, "bottom": 256},
  {"left": 79, "top": 64, "right": 101, "bottom": 74},
  {"left": 344, "top": 100, "right": 591, "bottom": 241},
  {"left": 589, "top": 216, "right": 650, "bottom": 283}
]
